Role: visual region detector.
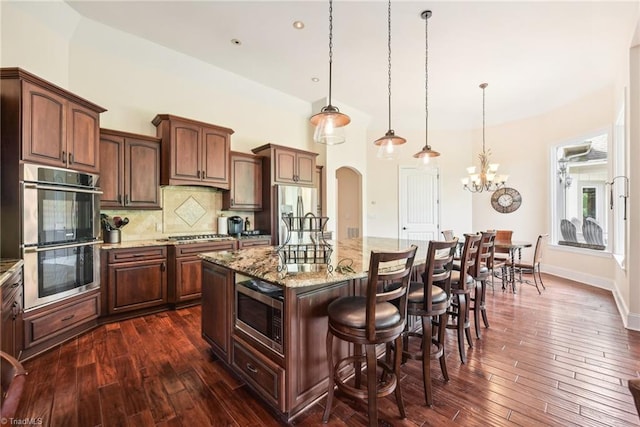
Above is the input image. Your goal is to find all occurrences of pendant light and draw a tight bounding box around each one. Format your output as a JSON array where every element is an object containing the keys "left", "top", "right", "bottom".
[
  {"left": 375, "top": 0, "right": 406, "bottom": 159},
  {"left": 310, "top": 0, "right": 350, "bottom": 145},
  {"left": 413, "top": 10, "right": 440, "bottom": 164}
]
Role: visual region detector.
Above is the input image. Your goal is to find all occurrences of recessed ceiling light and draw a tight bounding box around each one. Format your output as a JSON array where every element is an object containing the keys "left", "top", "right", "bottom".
[
  {"left": 231, "top": 39, "right": 241, "bottom": 46},
  {"left": 293, "top": 21, "right": 305, "bottom": 30},
  {"left": 311, "top": 77, "right": 320, "bottom": 83}
]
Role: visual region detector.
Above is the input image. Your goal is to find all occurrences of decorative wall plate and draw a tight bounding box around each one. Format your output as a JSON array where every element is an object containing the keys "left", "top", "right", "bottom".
[{"left": 491, "top": 187, "right": 522, "bottom": 213}]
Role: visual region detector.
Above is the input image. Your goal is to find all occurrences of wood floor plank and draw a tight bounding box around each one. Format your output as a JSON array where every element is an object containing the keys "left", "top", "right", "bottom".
[{"left": 12, "top": 273, "right": 640, "bottom": 427}]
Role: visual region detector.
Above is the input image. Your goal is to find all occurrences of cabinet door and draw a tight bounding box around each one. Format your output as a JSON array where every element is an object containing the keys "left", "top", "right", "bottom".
[
  {"left": 175, "top": 256, "right": 203, "bottom": 303},
  {"left": 21, "top": 80, "right": 66, "bottom": 167},
  {"left": 171, "top": 121, "right": 201, "bottom": 182},
  {"left": 99, "top": 133, "right": 125, "bottom": 208},
  {"left": 295, "top": 152, "right": 316, "bottom": 186},
  {"left": 273, "top": 148, "right": 297, "bottom": 184},
  {"left": 201, "top": 126, "right": 230, "bottom": 189},
  {"left": 125, "top": 137, "right": 160, "bottom": 209},
  {"left": 201, "top": 262, "right": 233, "bottom": 363},
  {"left": 227, "top": 154, "right": 262, "bottom": 210},
  {"left": 1, "top": 290, "right": 14, "bottom": 356},
  {"left": 67, "top": 101, "right": 100, "bottom": 173},
  {"left": 108, "top": 259, "right": 167, "bottom": 314}
]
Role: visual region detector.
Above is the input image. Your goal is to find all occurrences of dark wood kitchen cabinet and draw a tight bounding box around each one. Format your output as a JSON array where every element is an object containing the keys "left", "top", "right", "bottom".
[
  {"left": 0, "top": 68, "right": 106, "bottom": 174},
  {"left": 252, "top": 143, "right": 317, "bottom": 186},
  {"left": 152, "top": 114, "right": 232, "bottom": 189},
  {"left": 1, "top": 265, "right": 24, "bottom": 359},
  {"left": 223, "top": 151, "right": 263, "bottom": 211},
  {"left": 169, "top": 240, "right": 236, "bottom": 307},
  {"left": 201, "top": 262, "right": 234, "bottom": 363},
  {"left": 100, "top": 128, "right": 161, "bottom": 209},
  {"left": 104, "top": 246, "right": 167, "bottom": 317}
]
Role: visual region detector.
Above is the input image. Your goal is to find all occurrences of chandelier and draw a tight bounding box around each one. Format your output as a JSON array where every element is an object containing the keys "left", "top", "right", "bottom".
[{"left": 462, "top": 83, "right": 507, "bottom": 192}]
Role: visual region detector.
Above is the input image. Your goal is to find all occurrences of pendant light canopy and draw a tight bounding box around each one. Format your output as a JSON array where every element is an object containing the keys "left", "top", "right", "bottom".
[
  {"left": 310, "top": 0, "right": 350, "bottom": 145},
  {"left": 375, "top": 0, "right": 406, "bottom": 159},
  {"left": 413, "top": 10, "right": 440, "bottom": 164}
]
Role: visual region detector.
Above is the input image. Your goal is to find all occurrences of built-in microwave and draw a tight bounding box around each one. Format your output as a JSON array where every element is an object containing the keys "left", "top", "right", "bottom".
[{"left": 235, "top": 276, "right": 284, "bottom": 356}]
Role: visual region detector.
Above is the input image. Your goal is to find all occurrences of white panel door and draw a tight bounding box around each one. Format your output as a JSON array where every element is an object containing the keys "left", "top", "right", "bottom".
[{"left": 399, "top": 166, "right": 439, "bottom": 240}]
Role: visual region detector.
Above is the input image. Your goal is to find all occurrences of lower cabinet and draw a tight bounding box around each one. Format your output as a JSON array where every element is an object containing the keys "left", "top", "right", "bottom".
[
  {"left": 201, "top": 262, "right": 233, "bottom": 363},
  {"left": 169, "top": 241, "right": 236, "bottom": 307},
  {"left": 105, "top": 246, "right": 167, "bottom": 315},
  {"left": 22, "top": 288, "right": 100, "bottom": 360},
  {"left": 1, "top": 266, "right": 24, "bottom": 359}
]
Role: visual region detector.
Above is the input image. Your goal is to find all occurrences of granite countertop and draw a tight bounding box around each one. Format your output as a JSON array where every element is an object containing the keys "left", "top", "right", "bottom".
[
  {"left": 199, "top": 236, "right": 430, "bottom": 288},
  {"left": 0, "top": 258, "right": 23, "bottom": 287}
]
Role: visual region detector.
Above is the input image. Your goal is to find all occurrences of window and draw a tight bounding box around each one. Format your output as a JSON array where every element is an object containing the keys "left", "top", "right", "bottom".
[{"left": 552, "top": 131, "right": 609, "bottom": 251}]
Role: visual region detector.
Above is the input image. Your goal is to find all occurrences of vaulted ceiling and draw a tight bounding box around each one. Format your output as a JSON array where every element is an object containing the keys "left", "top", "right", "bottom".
[{"left": 66, "top": 1, "right": 638, "bottom": 131}]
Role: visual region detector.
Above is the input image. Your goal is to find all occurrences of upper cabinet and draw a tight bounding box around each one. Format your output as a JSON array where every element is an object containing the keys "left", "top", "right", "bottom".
[
  {"left": 152, "top": 114, "right": 232, "bottom": 189},
  {"left": 223, "top": 151, "right": 263, "bottom": 211},
  {"left": 0, "top": 68, "right": 106, "bottom": 174},
  {"left": 100, "top": 128, "right": 161, "bottom": 209},
  {"left": 252, "top": 143, "right": 317, "bottom": 187}
]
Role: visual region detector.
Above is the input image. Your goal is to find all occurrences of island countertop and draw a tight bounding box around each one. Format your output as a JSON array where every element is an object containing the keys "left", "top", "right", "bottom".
[{"left": 199, "top": 236, "right": 430, "bottom": 288}]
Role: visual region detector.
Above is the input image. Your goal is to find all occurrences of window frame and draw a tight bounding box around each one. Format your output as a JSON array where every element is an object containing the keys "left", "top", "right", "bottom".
[{"left": 550, "top": 127, "right": 611, "bottom": 253}]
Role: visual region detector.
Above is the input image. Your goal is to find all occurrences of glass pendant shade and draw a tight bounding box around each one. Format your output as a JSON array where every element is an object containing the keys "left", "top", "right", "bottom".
[{"left": 310, "top": 106, "right": 350, "bottom": 145}]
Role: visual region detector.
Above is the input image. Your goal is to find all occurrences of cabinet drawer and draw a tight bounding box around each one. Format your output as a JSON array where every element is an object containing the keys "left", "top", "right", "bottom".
[
  {"left": 237, "top": 238, "right": 271, "bottom": 249},
  {"left": 108, "top": 246, "right": 167, "bottom": 263},
  {"left": 233, "top": 338, "right": 284, "bottom": 410},
  {"left": 2, "top": 268, "right": 23, "bottom": 301},
  {"left": 174, "top": 241, "right": 236, "bottom": 257},
  {"left": 26, "top": 291, "right": 99, "bottom": 345}
]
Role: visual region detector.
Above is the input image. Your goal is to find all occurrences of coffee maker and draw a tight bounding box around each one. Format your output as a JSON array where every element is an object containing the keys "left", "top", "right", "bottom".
[{"left": 227, "top": 216, "right": 244, "bottom": 236}]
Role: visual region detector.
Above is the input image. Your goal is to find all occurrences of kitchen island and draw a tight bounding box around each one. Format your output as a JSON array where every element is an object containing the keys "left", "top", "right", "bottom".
[{"left": 199, "top": 237, "right": 430, "bottom": 421}]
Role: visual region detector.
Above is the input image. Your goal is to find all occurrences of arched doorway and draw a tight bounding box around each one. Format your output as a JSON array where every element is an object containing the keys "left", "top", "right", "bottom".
[{"left": 335, "top": 167, "right": 362, "bottom": 241}]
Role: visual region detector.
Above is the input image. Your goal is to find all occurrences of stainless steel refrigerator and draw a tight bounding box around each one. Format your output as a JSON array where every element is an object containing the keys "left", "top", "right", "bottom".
[{"left": 276, "top": 185, "right": 317, "bottom": 245}]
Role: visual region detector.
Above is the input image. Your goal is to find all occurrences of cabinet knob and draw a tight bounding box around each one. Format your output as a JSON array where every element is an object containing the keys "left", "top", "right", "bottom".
[
  {"left": 69, "top": 152, "right": 74, "bottom": 164},
  {"left": 124, "top": 195, "right": 129, "bottom": 205},
  {"left": 61, "top": 150, "right": 66, "bottom": 163},
  {"left": 230, "top": 198, "right": 234, "bottom": 205},
  {"left": 117, "top": 194, "right": 122, "bottom": 204},
  {"left": 161, "top": 262, "right": 166, "bottom": 272}
]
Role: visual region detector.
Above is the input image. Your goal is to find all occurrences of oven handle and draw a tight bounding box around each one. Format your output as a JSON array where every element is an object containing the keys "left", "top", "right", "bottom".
[
  {"left": 24, "top": 240, "right": 103, "bottom": 253},
  {"left": 23, "top": 182, "right": 103, "bottom": 195}
]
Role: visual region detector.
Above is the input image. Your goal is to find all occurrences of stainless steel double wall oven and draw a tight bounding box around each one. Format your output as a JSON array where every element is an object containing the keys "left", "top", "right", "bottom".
[{"left": 21, "top": 163, "right": 101, "bottom": 309}]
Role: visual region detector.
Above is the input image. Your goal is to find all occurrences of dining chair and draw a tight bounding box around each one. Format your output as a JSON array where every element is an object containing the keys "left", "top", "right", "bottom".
[
  {"left": 403, "top": 239, "right": 457, "bottom": 407},
  {"left": 323, "top": 246, "right": 418, "bottom": 426},
  {"left": 445, "top": 233, "right": 481, "bottom": 364},
  {"left": 441, "top": 230, "right": 454, "bottom": 241},
  {"left": 514, "top": 234, "right": 548, "bottom": 294},
  {"left": 470, "top": 231, "right": 495, "bottom": 339},
  {"left": 0, "top": 351, "right": 28, "bottom": 420}
]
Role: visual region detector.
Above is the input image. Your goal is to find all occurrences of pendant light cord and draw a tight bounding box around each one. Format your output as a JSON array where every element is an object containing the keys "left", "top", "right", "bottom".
[
  {"left": 482, "top": 84, "right": 486, "bottom": 154},
  {"left": 424, "top": 11, "right": 429, "bottom": 148},
  {"left": 387, "top": 0, "right": 392, "bottom": 130},
  {"left": 328, "top": 0, "right": 334, "bottom": 106}
]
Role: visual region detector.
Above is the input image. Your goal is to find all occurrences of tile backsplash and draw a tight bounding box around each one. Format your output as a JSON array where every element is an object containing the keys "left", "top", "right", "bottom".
[{"left": 101, "top": 186, "right": 253, "bottom": 241}]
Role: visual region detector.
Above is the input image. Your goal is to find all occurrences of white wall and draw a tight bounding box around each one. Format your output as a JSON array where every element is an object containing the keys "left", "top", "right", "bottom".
[{"left": 365, "top": 127, "right": 474, "bottom": 238}]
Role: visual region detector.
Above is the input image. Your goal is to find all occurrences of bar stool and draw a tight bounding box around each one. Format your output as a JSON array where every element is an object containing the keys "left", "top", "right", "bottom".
[
  {"left": 323, "top": 246, "right": 417, "bottom": 426},
  {"left": 470, "top": 231, "right": 495, "bottom": 339},
  {"left": 402, "top": 239, "right": 457, "bottom": 407},
  {"left": 447, "top": 233, "right": 481, "bottom": 364}
]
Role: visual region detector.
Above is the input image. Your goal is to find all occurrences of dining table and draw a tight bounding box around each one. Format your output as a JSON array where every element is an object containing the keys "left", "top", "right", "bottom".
[{"left": 494, "top": 240, "right": 532, "bottom": 293}]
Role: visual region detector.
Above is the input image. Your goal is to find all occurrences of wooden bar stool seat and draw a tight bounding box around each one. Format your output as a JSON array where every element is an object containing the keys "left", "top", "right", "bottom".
[{"left": 323, "top": 246, "right": 418, "bottom": 427}]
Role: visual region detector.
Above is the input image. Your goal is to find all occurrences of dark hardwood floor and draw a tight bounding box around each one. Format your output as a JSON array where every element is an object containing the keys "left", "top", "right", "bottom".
[{"left": 13, "top": 274, "right": 640, "bottom": 426}]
